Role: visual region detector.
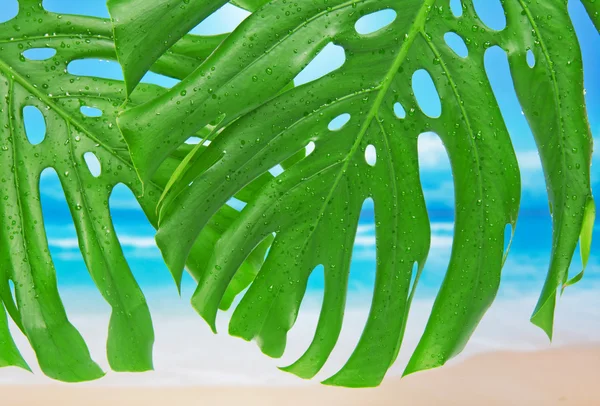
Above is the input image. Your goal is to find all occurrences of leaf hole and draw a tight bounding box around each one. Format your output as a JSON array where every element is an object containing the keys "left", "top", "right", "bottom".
[
  {"left": 444, "top": 32, "right": 468, "bottom": 58},
  {"left": 393, "top": 102, "right": 406, "bottom": 119},
  {"left": 365, "top": 145, "right": 376, "bottom": 166},
  {"left": 268, "top": 164, "right": 284, "bottom": 177},
  {"left": 140, "top": 71, "right": 180, "bottom": 88},
  {"left": 84, "top": 152, "right": 101, "bottom": 177},
  {"left": 185, "top": 136, "right": 202, "bottom": 144},
  {"left": 22, "top": 48, "right": 56, "bottom": 61},
  {"left": 306, "top": 141, "right": 316, "bottom": 156},
  {"left": 42, "top": 0, "right": 109, "bottom": 18},
  {"left": 227, "top": 196, "right": 247, "bottom": 211},
  {"left": 294, "top": 42, "right": 346, "bottom": 86},
  {"left": 526, "top": 49, "right": 535, "bottom": 68},
  {"left": 472, "top": 0, "right": 506, "bottom": 31},
  {"left": 418, "top": 132, "right": 448, "bottom": 170},
  {"left": 68, "top": 59, "right": 124, "bottom": 81},
  {"left": 412, "top": 70, "right": 442, "bottom": 118},
  {"left": 0, "top": 0, "right": 18, "bottom": 23},
  {"left": 354, "top": 9, "right": 397, "bottom": 35},
  {"left": 23, "top": 106, "right": 46, "bottom": 145},
  {"left": 328, "top": 113, "right": 351, "bottom": 131},
  {"left": 80, "top": 106, "right": 102, "bottom": 118},
  {"left": 450, "top": 0, "right": 463, "bottom": 17},
  {"left": 417, "top": 131, "right": 455, "bottom": 214}
]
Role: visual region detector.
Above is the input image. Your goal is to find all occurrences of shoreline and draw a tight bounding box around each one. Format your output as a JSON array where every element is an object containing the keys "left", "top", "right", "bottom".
[{"left": 2, "top": 345, "right": 599, "bottom": 405}]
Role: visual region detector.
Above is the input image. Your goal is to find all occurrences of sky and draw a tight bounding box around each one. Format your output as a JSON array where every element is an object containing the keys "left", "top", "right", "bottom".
[{"left": 0, "top": 0, "right": 598, "bottom": 299}]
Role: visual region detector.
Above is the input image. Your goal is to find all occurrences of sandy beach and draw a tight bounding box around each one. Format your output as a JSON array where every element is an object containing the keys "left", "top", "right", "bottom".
[{"left": 2, "top": 346, "right": 598, "bottom": 406}]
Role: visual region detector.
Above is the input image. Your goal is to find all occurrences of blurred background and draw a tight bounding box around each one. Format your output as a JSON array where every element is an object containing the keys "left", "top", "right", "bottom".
[{"left": 0, "top": 0, "right": 598, "bottom": 387}]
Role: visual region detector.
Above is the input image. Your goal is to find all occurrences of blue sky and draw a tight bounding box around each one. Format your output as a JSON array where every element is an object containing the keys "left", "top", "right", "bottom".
[{"left": 1, "top": 0, "right": 598, "bottom": 296}]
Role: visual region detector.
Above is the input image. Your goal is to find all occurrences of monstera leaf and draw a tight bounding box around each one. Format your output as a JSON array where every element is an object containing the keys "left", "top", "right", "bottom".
[
  {"left": 112, "top": 0, "right": 596, "bottom": 387},
  {"left": 0, "top": 1, "right": 269, "bottom": 382}
]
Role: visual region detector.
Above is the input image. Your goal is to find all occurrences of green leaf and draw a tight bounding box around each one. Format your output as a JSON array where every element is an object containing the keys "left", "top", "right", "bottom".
[
  {"left": 114, "top": 0, "right": 595, "bottom": 387},
  {"left": 0, "top": 302, "right": 29, "bottom": 371},
  {"left": 500, "top": 1, "right": 595, "bottom": 340},
  {"left": 107, "top": 0, "right": 230, "bottom": 95},
  {"left": 0, "top": 2, "right": 257, "bottom": 381}
]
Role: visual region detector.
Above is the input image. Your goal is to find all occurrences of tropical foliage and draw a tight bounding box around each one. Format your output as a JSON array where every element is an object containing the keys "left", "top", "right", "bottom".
[
  {"left": 0, "top": 0, "right": 267, "bottom": 381},
  {"left": 0, "top": 0, "right": 597, "bottom": 387}
]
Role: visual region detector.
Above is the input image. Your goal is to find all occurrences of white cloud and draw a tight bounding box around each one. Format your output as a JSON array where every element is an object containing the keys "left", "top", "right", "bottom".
[
  {"left": 516, "top": 150, "right": 542, "bottom": 171},
  {"left": 418, "top": 132, "right": 449, "bottom": 170},
  {"left": 352, "top": 222, "right": 454, "bottom": 250}
]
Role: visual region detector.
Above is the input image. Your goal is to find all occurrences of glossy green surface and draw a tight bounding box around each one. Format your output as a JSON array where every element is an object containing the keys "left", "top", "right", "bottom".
[
  {"left": 107, "top": 0, "right": 230, "bottom": 95},
  {"left": 113, "top": 0, "right": 596, "bottom": 386},
  {"left": 0, "top": 1, "right": 262, "bottom": 382}
]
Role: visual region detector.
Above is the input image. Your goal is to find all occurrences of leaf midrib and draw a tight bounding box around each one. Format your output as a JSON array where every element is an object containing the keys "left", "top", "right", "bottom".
[
  {"left": 6, "top": 80, "right": 92, "bottom": 381},
  {"left": 0, "top": 57, "right": 131, "bottom": 169},
  {"left": 248, "top": 0, "right": 437, "bottom": 330},
  {"left": 0, "top": 57, "right": 169, "bottom": 195},
  {"left": 303, "top": 0, "right": 437, "bottom": 243}
]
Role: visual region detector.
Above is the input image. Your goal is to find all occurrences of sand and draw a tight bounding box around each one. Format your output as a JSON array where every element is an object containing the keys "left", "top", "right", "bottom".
[{"left": 1, "top": 346, "right": 598, "bottom": 406}]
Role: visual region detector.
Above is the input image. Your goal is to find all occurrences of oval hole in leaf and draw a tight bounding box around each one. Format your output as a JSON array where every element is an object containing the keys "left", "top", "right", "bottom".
[
  {"left": 444, "top": 32, "right": 468, "bottom": 58},
  {"left": 417, "top": 132, "right": 455, "bottom": 288},
  {"left": 0, "top": 0, "right": 18, "bottom": 23},
  {"left": 306, "top": 141, "right": 316, "bottom": 156},
  {"left": 84, "top": 152, "right": 101, "bottom": 177},
  {"left": 526, "top": 49, "right": 535, "bottom": 68},
  {"left": 365, "top": 145, "right": 376, "bottom": 166},
  {"left": 393, "top": 102, "right": 406, "bottom": 119},
  {"left": 68, "top": 59, "right": 124, "bottom": 80},
  {"left": 80, "top": 106, "right": 102, "bottom": 118},
  {"left": 22, "top": 48, "right": 56, "bottom": 61},
  {"left": 294, "top": 43, "right": 345, "bottom": 86},
  {"left": 185, "top": 136, "right": 201, "bottom": 144},
  {"left": 354, "top": 9, "right": 397, "bottom": 35},
  {"left": 23, "top": 106, "right": 46, "bottom": 145},
  {"left": 450, "top": 0, "right": 462, "bottom": 17},
  {"left": 141, "top": 71, "right": 180, "bottom": 88},
  {"left": 42, "top": 0, "right": 109, "bottom": 18},
  {"left": 328, "top": 113, "right": 351, "bottom": 131},
  {"left": 227, "top": 196, "right": 246, "bottom": 211},
  {"left": 268, "top": 164, "right": 284, "bottom": 177},
  {"left": 417, "top": 132, "right": 448, "bottom": 170},
  {"left": 412, "top": 70, "right": 441, "bottom": 118},
  {"left": 473, "top": 0, "right": 506, "bottom": 31}
]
